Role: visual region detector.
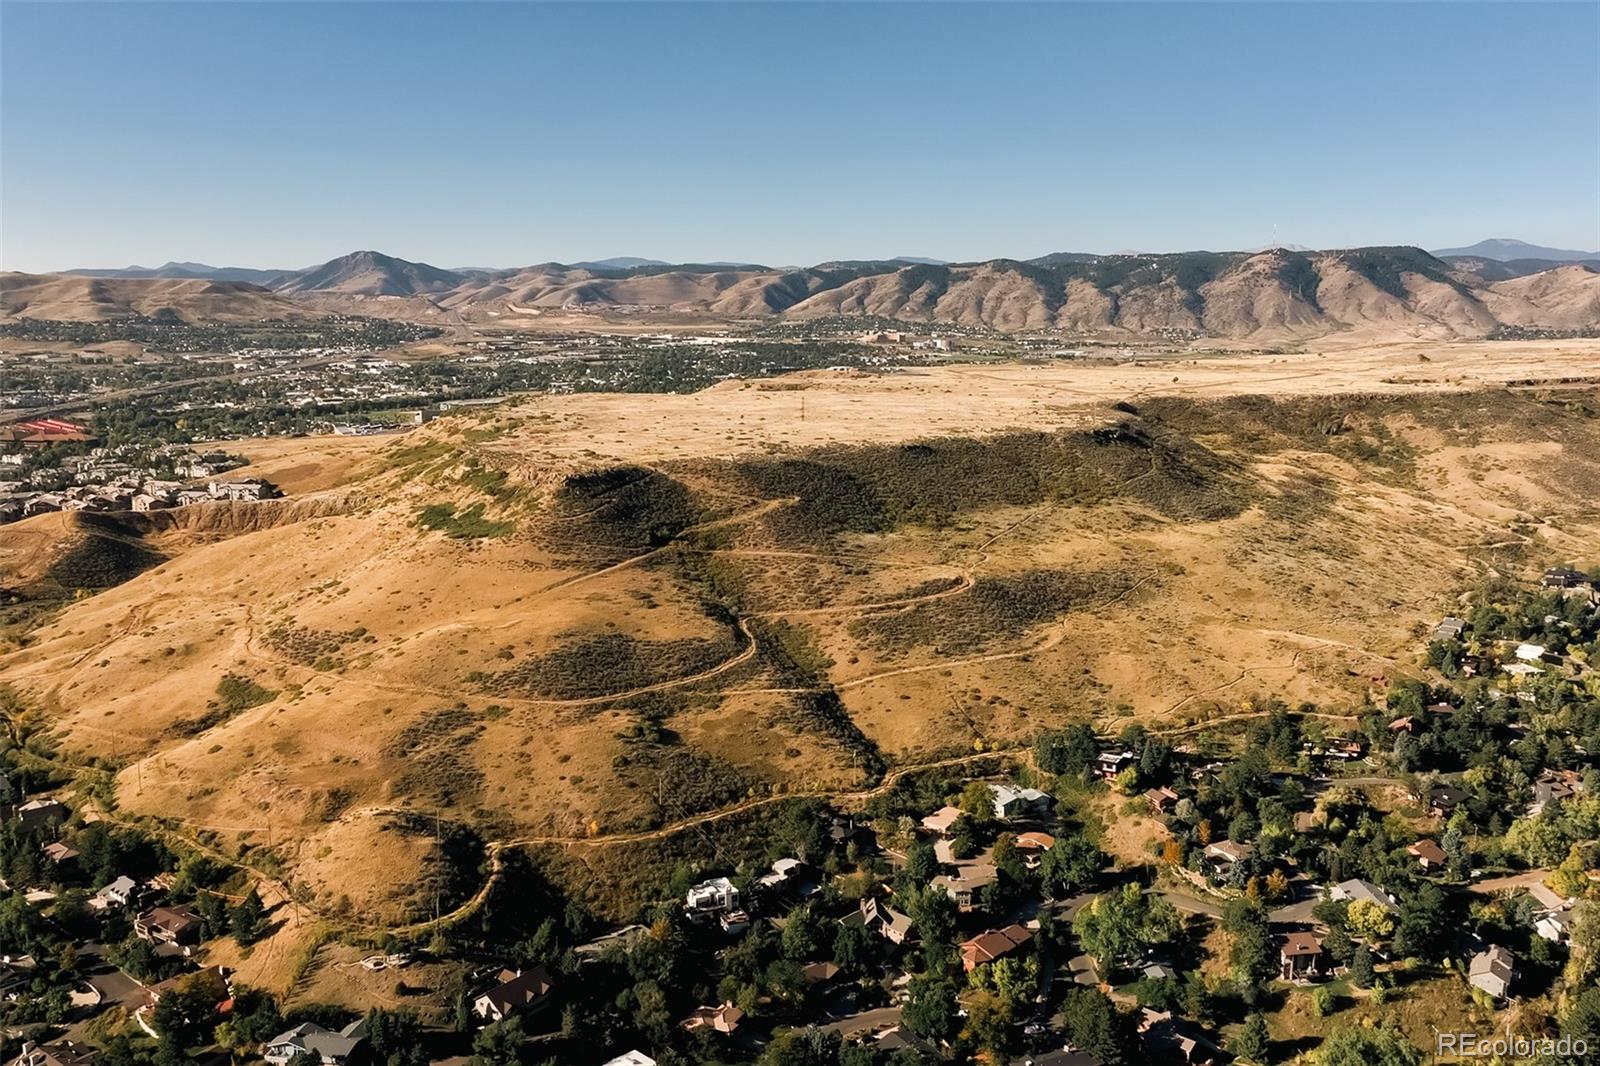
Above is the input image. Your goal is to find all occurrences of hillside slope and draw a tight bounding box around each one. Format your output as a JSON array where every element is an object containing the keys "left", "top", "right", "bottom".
[
  {"left": 6, "top": 349, "right": 1600, "bottom": 924},
  {"left": 13, "top": 247, "right": 1600, "bottom": 337},
  {"left": 0, "top": 272, "right": 311, "bottom": 323},
  {"left": 428, "top": 248, "right": 1600, "bottom": 339}
]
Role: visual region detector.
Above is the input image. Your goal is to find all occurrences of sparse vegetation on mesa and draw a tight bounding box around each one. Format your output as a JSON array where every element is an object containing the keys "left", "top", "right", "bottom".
[{"left": 415, "top": 501, "right": 514, "bottom": 539}]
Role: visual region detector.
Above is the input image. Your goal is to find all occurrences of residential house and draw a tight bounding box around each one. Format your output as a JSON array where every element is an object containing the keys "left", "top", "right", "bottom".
[
  {"left": 602, "top": 1054, "right": 656, "bottom": 1066},
  {"left": 960, "top": 924, "right": 1034, "bottom": 972},
  {"left": 1542, "top": 567, "right": 1589, "bottom": 589},
  {"left": 573, "top": 925, "right": 649, "bottom": 961},
  {"left": 40, "top": 842, "right": 78, "bottom": 865},
  {"left": 920, "top": 805, "right": 962, "bottom": 835},
  {"left": 1407, "top": 839, "right": 1448, "bottom": 870},
  {"left": 839, "top": 896, "right": 914, "bottom": 945},
  {"left": 145, "top": 967, "right": 230, "bottom": 1010},
  {"left": 1138, "top": 1008, "right": 1220, "bottom": 1065},
  {"left": 1515, "top": 643, "right": 1547, "bottom": 662},
  {"left": 828, "top": 814, "right": 866, "bottom": 849},
  {"left": 12, "top": 799, "right": 68, "bottom": 832},
  {"left": 1302, "top": 737, "right": 1361, "bottom": 762},
  {"left": 680, "top": 1002, "right": 743, "bottom": 1035},
  {"left": 1093, "top": 750, "right": 1136, "bottom": 782},
  {"left": 876, "top": 1028, "right": 938, "bottom": 1058},
  {"left": 1330, "top": 878, "right": 1399, "bottom": 913},
  {"left": 1007, "top": 1053, "right": 1099, "bottom": 1066},
  {"left": 92, "top": 875, "right": 139, "bottom": 911},
  {"left": 934, "top": 862, "right": 998, "bottom": 911},
  {"left": 1278, "top": 932, "right": 1324, "bottom": 980},
  {"left": 472, "top": 966, "right": 554, "bottom": 1022},
  {"left": 1535, "top": 906, "right": 1575, "bottom": 946},
  {"left": 1432, "top": 617, "right": 1467, "bottom": 641},
  {"left": 801, "top": 961, "right": 841, "bottom": 987},
  {"left": 1203, "top": 840, "right": 1252, "bottom": 876},
  {"left": 135, "top": 905, "right": 204, "bottom": 951},
  {"left": 1014, "top": 832, "right": 1055, "bottom": 869},
  {"left": 1530, "top": 769, "right": 1585, "bottom": 817},
  {"left": 685, "top": 876, "right": 740, "bottom": 915},
  {"left": 1426, "top": 785, "right": 1469, "bottom": 819},
  {"left": 1144, "top": 787, "right": 1180, "bottom": 815},
  {"left": 1529, "top": 884, "right": 1576, "bottom": 946},
  {"left": 1468, "top": 945, "right": 1514, "bottom": 1000},
  {"left": 990, "top": 783, "right": 1052, "bottom": 821},
  {"left": 757, "top": 858, "right": 803, "bottom": 890},
  {"left": 262, "top": 1021, "right": 368, "bottom": 1066},
  {"left": 7, "top": 1044, "right": 97, "bottom": 1066}
]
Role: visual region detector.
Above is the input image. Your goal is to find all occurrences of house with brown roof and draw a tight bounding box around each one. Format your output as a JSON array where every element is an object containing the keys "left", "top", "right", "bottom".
[
  {"left": 472, "top": 966, "right": 554, "bottom": 1022},
  {"left": 960, "top": 924, "right": 1033, "bottom": 971},
  {"left": 40, "top": 841, "right": 79, "bottom": 865},
  {"left": 920, "top": 805, "right": 962, "bottom": 835},
  {"left": 1278, "top": 932, "right": 1323, "bottom": 980},
  {"left": 1014, "top": 831, "right": 1055, "bottom": 868},
  {"left": 134, "top": 904, "right": 204, "bottom": 951},
  {"left": 681, "top": 1002, "right": 743, "bottom": 1034},
  {"left": 1408, "top": 839, "right": 1448, "bottom": 870},
  {"left": 1144, "top": 787, "right": 1180, "bottom": 815}
]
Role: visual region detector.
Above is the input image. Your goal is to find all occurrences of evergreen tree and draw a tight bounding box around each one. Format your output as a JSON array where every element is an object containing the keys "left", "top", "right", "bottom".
[{"left": 1232, "top": 1012, "right": 1270, "bottom": 1064}]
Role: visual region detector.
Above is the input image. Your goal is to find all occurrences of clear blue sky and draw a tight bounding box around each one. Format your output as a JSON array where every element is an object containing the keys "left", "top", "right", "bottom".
[{"left": 3, "top": 1, "right": 1596, "bottom": 271}]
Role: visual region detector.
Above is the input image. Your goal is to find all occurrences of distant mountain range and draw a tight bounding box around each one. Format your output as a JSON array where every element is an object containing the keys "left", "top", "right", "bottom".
[
  {"left": 11, "top": 243, "right": 1598, "bottom": 338},
  {"left": 1431, "top": 238, "right": 1600, "bottom": 262},
  {"left": 64, "top": 261, "right": 290, "bottom": 285}
]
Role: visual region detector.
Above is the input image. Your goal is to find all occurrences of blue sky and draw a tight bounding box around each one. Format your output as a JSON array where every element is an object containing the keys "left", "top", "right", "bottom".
[{"left": 2, "top": 2, "right": 1596, "bottom": 271}]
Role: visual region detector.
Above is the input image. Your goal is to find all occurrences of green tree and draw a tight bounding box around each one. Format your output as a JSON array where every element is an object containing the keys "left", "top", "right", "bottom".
[
  {"left": 1073, "top": 884, "right": 1180, "bottom": 975},
  {"left": 902, "top": 972, "right": 959, "bottom": 1042},
  {"left": 1040, "top": 834, "right": 1104, "bottom": 900},
  {"left": 1035, "top": 725, "right": 1098, "bottom": 776},
  {"left": 1312, "top": 1026, "right": 1421, "bottom": 1066},
  {"left": 1059, "top": 987, "right": 1137, "bottom": 1065},
  {"left": 470, "top": 1016, "right": 527, "bottom": 1066},
  {"left": 902, "top": 839, "right": 938, "bottom": 885},
  {"left": 1348, "top": 945, "right": 1375, "bottom": 989},
  {"left": 1232, "top": 1013, "right": 1270, "bottom": 1064},
  {"left": 957, "top": 780, "right": 997, "bottom": 826},
  {"left": 231, "top": 888, "right": 267, "bottom": 945}
]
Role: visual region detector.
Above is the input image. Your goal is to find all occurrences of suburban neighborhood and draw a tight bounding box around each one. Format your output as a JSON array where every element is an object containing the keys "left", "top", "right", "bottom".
[{"left": 3, "top": 562, "right": 1599, "bottom": 1064}]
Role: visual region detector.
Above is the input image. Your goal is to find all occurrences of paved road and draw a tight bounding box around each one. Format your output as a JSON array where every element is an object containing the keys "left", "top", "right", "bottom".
[
  {"left": 1158, "top": 886, "right": 1224, "bottom": 920},
  {"left": 820, "top": 1006, "right": 901, "bottom": 1036}
]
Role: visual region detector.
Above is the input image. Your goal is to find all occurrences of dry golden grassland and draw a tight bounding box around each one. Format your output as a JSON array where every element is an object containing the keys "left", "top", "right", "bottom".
[{"left": 3, "top": 340, "right": 1600, "bottom": 957}]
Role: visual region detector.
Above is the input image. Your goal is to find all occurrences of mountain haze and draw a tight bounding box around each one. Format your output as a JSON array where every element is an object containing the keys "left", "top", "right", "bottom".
[{"left": 1432, "top": 238, "right": 1600, "bottom": 262}]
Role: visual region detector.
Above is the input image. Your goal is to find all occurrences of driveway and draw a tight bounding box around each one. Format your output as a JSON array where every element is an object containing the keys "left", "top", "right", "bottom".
[{"left": 1468, "top": 869, "right": 1551, "bottom": 895}]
